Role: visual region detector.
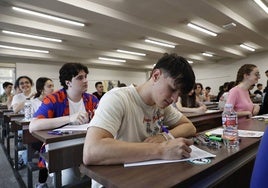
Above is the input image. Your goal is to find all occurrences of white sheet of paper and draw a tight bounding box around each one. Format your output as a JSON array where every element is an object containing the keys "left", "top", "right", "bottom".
[
  {"left": 205, "top": 109, "right": 221, "bottom": 113},
  {"left": 207, "top": 128, "right": 264, "bottom": 137},
  {"left": 53, "top": 123, "right": 89, "bottom": 132},
  {"left": 124, "top": 145, "right": 216, "bottom": 167},
  {"left": 251, "top": 114, "right": 268, "bottom": 119}
]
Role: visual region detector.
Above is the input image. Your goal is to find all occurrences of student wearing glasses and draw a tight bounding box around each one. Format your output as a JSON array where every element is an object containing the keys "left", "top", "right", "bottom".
[
  {"left": 83, "top": 54, "right": 196, "bottom": 188},
  {"left": 226, "top": 64, "right": 260, "bottom": 120},
  {"left": 11, "top": 76, "right": 35, "bottom": 113}
]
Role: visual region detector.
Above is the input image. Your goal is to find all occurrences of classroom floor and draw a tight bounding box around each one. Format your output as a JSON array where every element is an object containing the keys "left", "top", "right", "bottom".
[{"left": 1, "top": 136, "right": 91, "bottom": 188}]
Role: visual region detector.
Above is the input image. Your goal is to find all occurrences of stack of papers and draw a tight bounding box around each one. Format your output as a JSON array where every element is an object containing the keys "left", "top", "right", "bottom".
[
  {"left": 207, "top": 128, "right": 264, "bottom": 137},
  {"left": 124, "top": 145, "right": 216, "bottom": 167}
]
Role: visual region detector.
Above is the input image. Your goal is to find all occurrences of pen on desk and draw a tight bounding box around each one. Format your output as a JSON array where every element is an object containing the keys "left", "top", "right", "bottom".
[{"left": 161, "top": 126, "right": 175, "bottom": 139}]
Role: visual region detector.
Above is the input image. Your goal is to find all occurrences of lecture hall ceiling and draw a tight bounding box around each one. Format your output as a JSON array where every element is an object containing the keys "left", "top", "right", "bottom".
[{"left": 0, "top": 0, "right": 267, "bottom": 70}]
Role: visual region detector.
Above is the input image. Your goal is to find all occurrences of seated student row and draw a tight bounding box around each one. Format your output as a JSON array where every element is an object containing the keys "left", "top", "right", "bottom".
[{"left": 11, "top": 56, "right": 266, "bottom": 188}]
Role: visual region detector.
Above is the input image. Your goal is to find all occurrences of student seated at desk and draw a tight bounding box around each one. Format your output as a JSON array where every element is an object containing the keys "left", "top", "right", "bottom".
[
  {"left": 83, "top": 54, "right": 196, "bottom": 188},
  {"left": 173, "top": 89, "right": 207, "bottom": 113},
  {"left": 0, "top": 81, "right": 13, "bottom": 109},
  {"left": 29, "top": 63, "right": 99, "bottom": 186},
  {"left": 30, "top": 77, "right": 54, "bottom": 188},
  {"left": 226, "top": 64, "right": 260, "bottom": 119},
  {"left": 218, "top": 81, "right": 235, "bottom": 110},
  {"left": 11, "top": 76, "right": 35, "bottom": 113}
]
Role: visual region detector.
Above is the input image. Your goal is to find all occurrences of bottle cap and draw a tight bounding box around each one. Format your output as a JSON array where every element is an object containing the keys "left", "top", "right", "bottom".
[{"left": 225, "top": 103, "right": 233, "bottom": 108}]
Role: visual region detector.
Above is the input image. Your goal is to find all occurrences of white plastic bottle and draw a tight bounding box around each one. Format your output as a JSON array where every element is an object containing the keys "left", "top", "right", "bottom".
[
  {"left": 222, "top": 103, "right": 239, "bottom": 148},
  {"left": 24, "top": 98, "right": 32, "bottom": 120}
]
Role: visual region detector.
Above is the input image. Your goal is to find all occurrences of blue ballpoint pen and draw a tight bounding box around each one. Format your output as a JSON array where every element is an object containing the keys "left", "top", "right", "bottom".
[{"left": 161, "top": 126, "right": 175, "bottom": 139}]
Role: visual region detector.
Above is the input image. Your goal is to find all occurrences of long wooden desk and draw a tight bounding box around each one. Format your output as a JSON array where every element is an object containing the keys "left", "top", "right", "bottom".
[
  {"left": 31, "top": 130, "right": 87, "bottom": 187},
  {"left": 185, "top": 110, "right": 222, "bottom": 132},
  {"left": 0, "top": 108, "right": 13, "bottom": 142},
  {"left": 80, "top": 119, "right": 267, "bottom": 188},
  {"left": 3, "top": 112, "right": 24, "bottom": 162}
]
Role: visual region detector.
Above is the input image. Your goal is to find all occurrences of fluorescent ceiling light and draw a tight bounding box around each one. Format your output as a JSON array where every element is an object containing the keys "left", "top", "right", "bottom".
[
  {"left": 98, "top": 57, "right": 126, "bottom": 63},
  {"left": 202, "top": 52, "right": 213, "bottom": 57},
  {"left": 12, "top": 6, "right": 85, "bottom": 27},
  {"left": 187, "top": 60, "right": 194, "bottom": 64},
  {"left": 0, "top": 44, "right": 49, "bottom": 53},
  {"left": 240, "top": 44, "right": 255, "bottom": 51},
  {"left": 145, "top": 39, "right": 175, "bottom": 48},
  {"left": 116, "top": 49, "right": 146, "bottom": 56},
  {"left": 187, "top": 23, "right": 217, "bottom": 37},
  {"left": 254, "top": 0, "right": 268, "bottom": 14},
  {"left": 2, "top": 30, "right": 62, "bottom": 42}
]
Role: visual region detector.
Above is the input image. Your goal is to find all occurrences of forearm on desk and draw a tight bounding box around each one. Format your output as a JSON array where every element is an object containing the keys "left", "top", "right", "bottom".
[
  {"left": 170, "top": 116, "right": 196, "bottom": 138},
  {"left": 29, "top": 116, "right": 70, "bottom": 132}
]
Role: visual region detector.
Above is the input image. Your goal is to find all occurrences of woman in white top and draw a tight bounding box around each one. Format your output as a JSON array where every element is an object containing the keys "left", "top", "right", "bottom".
[
  {"left": 174, "top": 89, "right": 207, "bottom": 113},
  {"left": 11, "top": 76, "right": 35, "bottom": 113},
  {"left": 218, "top": 81, "right": 236, "bottom": 110},
  {"left": 31, "top": 77, "right": 54, "bottom": 112}
]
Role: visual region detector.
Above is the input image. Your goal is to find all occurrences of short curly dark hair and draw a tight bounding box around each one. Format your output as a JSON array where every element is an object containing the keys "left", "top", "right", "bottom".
[{"left": 59, "top": 63, "right": 89, "bottom": 89}]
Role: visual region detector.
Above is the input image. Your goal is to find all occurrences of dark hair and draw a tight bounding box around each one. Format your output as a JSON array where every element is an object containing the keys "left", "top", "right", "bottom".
[
  {"left": 34, "top": 77, "right": 52, "bottom": 98},
  {"left": 227, "top": 81, "right": 236, "bottom": 91},
  {"left": 205, "top": 86, "right": 211, "bottom": 90},
  {"left": 59, "top": 63, "right": 89, "bottom": 89},
  {"left": 118, "top": 83, "right": 127, "bottom": 87},
  {"left": 195, "top": 83, "right": 203, "bottom": 90},
  {"left": 257, "top": 83, "right": 263, "bottom": 87},
  {"left": 95, "top": 81, "right": 103, "bottom": 88},
  {"left": 181, "top": 92, "right": 197, "bottom": 108},
  {"left": 152, "top": 53, "right": 195, "bottom": 95},
  {"left": 265, "top": 70, "right": 268, "bottom": 73},
  {"left": 2, "top": 82, "right": 13, "bottom": 89},
  {"left": 15, "top": 76, "right": 33, "bottom": 88},
  {"left": 236, "top": 64, "right": 257, "bottom": 85},
  {"left": 223, "top": 82, "right": 229, "bottom": 90}
]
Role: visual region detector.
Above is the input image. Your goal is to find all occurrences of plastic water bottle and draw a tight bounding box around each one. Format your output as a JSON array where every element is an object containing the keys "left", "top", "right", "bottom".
[
  {"left": 222, "top": 103, "right": 239, "bottom": 148},
  {"left": 24, "top": 99, "right": 32, "bottom": 120}
]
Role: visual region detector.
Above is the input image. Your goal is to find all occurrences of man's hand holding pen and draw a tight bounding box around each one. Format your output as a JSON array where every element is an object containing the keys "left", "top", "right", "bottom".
[
  {"left": 160, "top": 138, "right": 193, "bottom": 159},
  {"left": 69, "top": 111, "right": 89, "bottom": 125}
]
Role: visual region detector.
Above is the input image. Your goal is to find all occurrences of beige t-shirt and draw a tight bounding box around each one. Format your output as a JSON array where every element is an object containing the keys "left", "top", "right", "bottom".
[{"left": 89, "top": 85, "right": 182, "bottom": 142}]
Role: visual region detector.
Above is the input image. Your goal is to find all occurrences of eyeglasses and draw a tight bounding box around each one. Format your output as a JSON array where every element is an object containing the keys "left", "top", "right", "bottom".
[
  {"left": 255, "top": 72, "right": 260, "bottom": 77},
  {"left": 19, "top": 81, "right": 30, "bottom": 85}
]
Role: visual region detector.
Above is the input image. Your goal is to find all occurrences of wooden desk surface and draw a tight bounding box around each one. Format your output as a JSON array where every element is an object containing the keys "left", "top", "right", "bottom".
[
  {"left": 14, "top": 120, "right": 39, "bottom": 144},
  {"left": 32, "top": 129, "right": 87, "bottom": 173},
  {"left": 80, "top": 119, "right": 267, "bottom": 188},
  {"left": 185, "top": 110, "right": 222, "bottom": 132},
  {"left": 32, "top": 130, "right": 86, "bottom": 144},
  {"left": 184, "top": 110, "right": 222, "bottom": 119},
  {"left": 0, "top": 104, "right": 7, "bottom": 109}
]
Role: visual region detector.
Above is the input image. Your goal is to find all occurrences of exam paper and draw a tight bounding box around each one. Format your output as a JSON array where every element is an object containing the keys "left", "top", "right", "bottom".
[
  {"left": 208, "top": 128, "right": 264, "bottom": 138},
  {"left": 53, "top": 123, "right": 89, "bottom": 132},
  {"left": 251, "top": 114, "right": 268, "bottom": 119},
  {"left": 124, "top": 145, "right": 216, "bottom": 167},
  {"left": 205, "top": 109, "right": 221, "bottom": 113}
]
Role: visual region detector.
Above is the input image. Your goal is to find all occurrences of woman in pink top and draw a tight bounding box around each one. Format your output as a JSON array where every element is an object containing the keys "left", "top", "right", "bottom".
[{"left": 226, "top": 64, "right": 260, "bottom": 119}]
